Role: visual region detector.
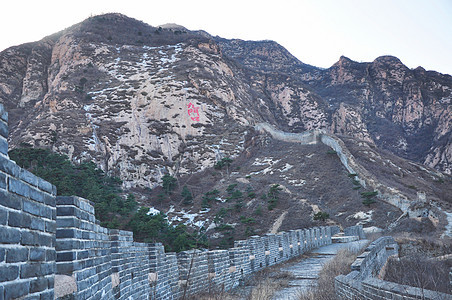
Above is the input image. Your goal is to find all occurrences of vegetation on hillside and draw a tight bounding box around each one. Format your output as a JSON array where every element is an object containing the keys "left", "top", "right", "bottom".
[{"left": 9, "top": 147, "right": 205, "bottom": 252}]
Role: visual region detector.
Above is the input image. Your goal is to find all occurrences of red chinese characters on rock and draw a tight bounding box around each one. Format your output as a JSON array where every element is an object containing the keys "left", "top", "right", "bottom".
[{"left": 187, "top": 103, "right": 200, "bottom": 121}]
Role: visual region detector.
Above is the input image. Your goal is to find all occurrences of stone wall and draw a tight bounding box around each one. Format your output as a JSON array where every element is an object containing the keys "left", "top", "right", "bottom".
[
  {"left": 255, "top": 122, "right": 416, "bottom": 217},
  {"left": 344, "top": 225, "right": 365, "bottom": 240},
  {"left": 335, "top": 236, "right": 451, "bottom": 299},
  {"left": 0, "top": 103, "right": 57, "bottom": 299},
  {"left": 53, "top": 195, "right": 335, "bottom": 299}
]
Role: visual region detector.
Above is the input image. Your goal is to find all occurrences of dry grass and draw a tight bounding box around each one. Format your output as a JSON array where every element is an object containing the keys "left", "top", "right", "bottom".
[
  {"left": 298, "top": 248, "right": 361, "bottom": 300},
  {"left": 247, "top": 279, "right": 282, "bottom": 300},
  {"left": 384, "top": 255, "right": 452, "bottom": 294}
]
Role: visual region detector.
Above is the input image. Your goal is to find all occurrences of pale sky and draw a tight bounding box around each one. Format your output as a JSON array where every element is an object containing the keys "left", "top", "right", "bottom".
[{"left": 2, "top": 0, "right": 452, "bottom": 75}]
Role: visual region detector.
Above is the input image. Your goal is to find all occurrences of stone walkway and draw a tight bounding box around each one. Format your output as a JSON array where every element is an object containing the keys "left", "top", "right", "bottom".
[{"left": 271, "top": 239, "right": 369, "bottom": 300}]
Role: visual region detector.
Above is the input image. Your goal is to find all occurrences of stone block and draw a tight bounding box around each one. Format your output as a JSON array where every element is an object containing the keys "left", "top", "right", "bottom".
[
  {"left": 57, "top": 251, "right": 76, "bottom": 262},
  {"left": 0, "top": 265, "right": 19, "bottom": 281},
  {"left": 0, "top": 226, "right": 21, "bottom": 243},
  {"left": 0, "top": 190, "right": 21, "bottom": 209},
  {"left": 0, "top": 155, "right": 19, "bottom": 177},
  {"left": 0, "top": 171, "right": 6, "bottom": 190},
  {"left": 21, "top": 263, "right": 42, "bottom": 278},
  {"left": 0, "top": 205, "right": 6, "bottom": 225},
  {"left": 3, "top": 281, "right": 30, "bottom": 299},
  {"left": 8, "top": 209, "right": 27, "bottom": 227},
  {"left": 30, "top": 248, "right": 46, "bottom": 261},
  {"left": 23, "top": 198, "right": 42, "bottom": 217},
  {"left": 19, "top": 169, "right": 38, "bottom": 187},
  {"left": 6, "top": 247, "right": 29, "bottom": 263},
  {"left": 30, "top": 277, "right": 48, "bottom": 293},
  {"left": 0, "top": 120, "right": 7, "bottom": 139},
  {"left": 56, "top": 206, "right": 76, "bottom": 217},
  {"left": 9, "top": 177, "right": 31, "bottom": 198},
  {"left": 0, "top": 104, "right": 7, "bottom": 122},
  {"left": 0, "top": 137, "right": 7, "bottom": 156},
  {"left": 38, "top": 178, "right": 54, "bottom": 195}
]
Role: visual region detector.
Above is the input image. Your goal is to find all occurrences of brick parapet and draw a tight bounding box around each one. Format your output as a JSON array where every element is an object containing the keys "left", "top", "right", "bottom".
[
  {"left": 0, "top": 102, "right": 57, "bottom": 300},
  {"left": 335, "top": 236, "right": 449, "bottom": 300}
]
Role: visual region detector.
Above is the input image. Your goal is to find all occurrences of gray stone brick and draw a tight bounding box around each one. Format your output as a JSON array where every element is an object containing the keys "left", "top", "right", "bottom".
[
  {"left": 0, "top": 190, "right": 22, "bottom": 209},
  {"left": 4, "top": 280, "right": 29, "bottom": 299},
  {"left": 23, "top": 199, "right": 42, "bottom": 217},
  {"left": 8, "top": 209, "right": 31, "bottom": 227},
  {"left": 6, "top": 247, "right": 29, "bottom": 263},
  {"left": 0, "top": 105, "right": 7, "bottom": 122},
  {"left": 56, "top": 261, "right": 77, "bottom": 274},
  {"left": 0, "top": 171, "right": 6, "bottom": 190},
  {"left": 0, "top": 155, "right": 19, "bottom": 177},
  {"left": 57, "top": 251, "right": 76, "bottom": 261},
  {"left": 0, "top": 205, "right": 6, "bottom": 225},
  {"left": 56, "top": 206, "right": 76, "bottom": 217},
  {"left": 30, "top": 216, "right": 45, "bottom": 231},
  {"left": 0, "top": 247, "right": 4, "bottom": 262},
  {"left": 21, "top": 263, "right": 42, "bottom": 278},
  {"left": 30, "top": 277, "right": 48, "bottom": 293},
  {"left": 56, "top": 228, "right": 76, "bottom": 239},
  {"left": 46, "top": 249, "right": 56, "bottom": 261},
  {"left": 29, "top": 187, "right": 46, "bottom": 203},
  {"left": 0, "top": 120, "right": 7, "bottom": 140},
  {"left": 0, "top": 137, "right": 7, "bottom": 156},
  {"left": 9, "top": 177, "right": 31, "bottom": 198},
  {"left": 43, "top": 193, "right": 55, "bottom": 206},
  {"left": 45, "top": 220, "right": 56, "bottom": 233},
  {"left": 30, "top": 248, "right": 46, "bottom": 261},
  {"left": 19, "top": 169, "right": 38, "bottom": 186},
  {"left": 21, "top": 230, "right": 40, "bottom": 246},
  {"left": 0, "top": 226, "right": 20, "bottom": 243},
  {"left": 37, "top": 178, "right": 54, "bottom": 194},
  {"left": 0, "top": 265, "right": 19, "bottom": 281},
  {"left": 0, "top": 286, "right": 3, "bottom": 300}
]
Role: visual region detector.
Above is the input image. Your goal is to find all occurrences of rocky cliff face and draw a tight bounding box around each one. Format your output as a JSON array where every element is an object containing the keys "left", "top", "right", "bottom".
[{"left": 0, "top": 13, "right": 451, "bottom": 189}]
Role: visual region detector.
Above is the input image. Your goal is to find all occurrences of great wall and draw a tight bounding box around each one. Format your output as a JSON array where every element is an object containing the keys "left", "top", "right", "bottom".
[{"left": 1, "top": 104, "right": 451, "bottom": 299}]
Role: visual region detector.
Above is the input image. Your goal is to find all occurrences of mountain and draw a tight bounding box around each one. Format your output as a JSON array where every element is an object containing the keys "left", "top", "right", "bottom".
[{"left": 0, "top": 13, "right": 451, "bottom": 241}]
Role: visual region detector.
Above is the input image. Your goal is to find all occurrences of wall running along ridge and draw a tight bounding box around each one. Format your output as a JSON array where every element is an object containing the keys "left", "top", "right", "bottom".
[
  {"left": 255, "top": 123, "right": 427, "bottom": 218},
  {"left": 0, "top": 104, "right": 340, "bottom": 299},
  {"left": 335, "top": 236, "right": 451, "bottom": 300}
]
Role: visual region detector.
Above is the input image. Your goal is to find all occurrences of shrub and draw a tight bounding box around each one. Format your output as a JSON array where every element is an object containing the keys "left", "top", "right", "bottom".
[
  {"left": 162, "top": 174, "right": 177, "bottom": 194},
  {"left": 240, "top": 216, "right": 256, "bottom": 224},
  {"left": 214, "top": 157, "right": 232, "bottom": 170},
  {"left": 8, "top": 147, "right": 126, "bottom": 225},
  {"left": 181, "top": 185, "right": 193, "bottom": 205},
  {"left": 313, "top": 211, "right": 330, "bottom": 221},
  {"left": 128, "top": 208, "right": 207, "bottom": 252},
  {"left": 361, "top": 190, "right": 378, "bottom": 206},
  {"left": 267, "top": 184, "right": 282, "bottom": 210},
  {"left": 201, "top": 189, "right": 219, "bottom": 208}
]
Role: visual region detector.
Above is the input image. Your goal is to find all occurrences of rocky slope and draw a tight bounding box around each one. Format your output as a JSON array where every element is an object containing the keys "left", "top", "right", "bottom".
[{"left": 0, "top": 13, "right": 451, "bottom": 238}]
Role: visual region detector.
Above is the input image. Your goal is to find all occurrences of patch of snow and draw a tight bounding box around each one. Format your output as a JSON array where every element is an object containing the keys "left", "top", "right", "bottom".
[
  {"left": 146, "top": 207, "right": 161, "bottom": 216},
  {"left": 347, "top": 210, "right": 373, "bottom": 225},
  {"left": 280, "top": 163, "right": 293, "bottom": 172},
  {"left": 363, "top": 226, "right": 383, "bottom": 233},
  {"left": 166, "top": 205, "right": 175, "bottom": 214}
]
